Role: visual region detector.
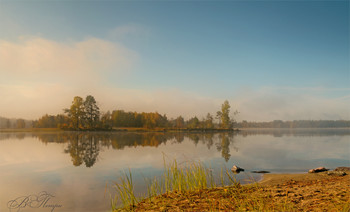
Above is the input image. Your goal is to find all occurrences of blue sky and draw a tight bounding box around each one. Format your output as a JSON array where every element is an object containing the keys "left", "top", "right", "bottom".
[{"left": 0, "top": 1, "right": 349, "bottom": 121}]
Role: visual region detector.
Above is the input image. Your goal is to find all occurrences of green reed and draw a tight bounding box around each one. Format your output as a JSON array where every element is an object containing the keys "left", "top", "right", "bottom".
[
  {"left": 113, "top": 168, "right": 138, "bottom": 210},
  {"left": 111, "top": 158, "right": 239, "bottom": 210}
]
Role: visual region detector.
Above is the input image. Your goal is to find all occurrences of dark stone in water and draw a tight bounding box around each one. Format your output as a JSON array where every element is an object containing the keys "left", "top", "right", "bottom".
[
  {"left": 251, "top": 171, "right": 270, "bottom": 173},
  {"left": 231, "top": 165, "right": 244, "bottom": 173}
]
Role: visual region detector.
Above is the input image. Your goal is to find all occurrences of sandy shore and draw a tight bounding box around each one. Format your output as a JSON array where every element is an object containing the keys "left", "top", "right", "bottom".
[
  {"left": 259, "top": 171, "right": 340, "bottom": 185},
  {"left": 258, "top": 171, "right": 350, "bottom": 211},
  {"left": 116, "top": 170, "right": 350, "bottom": 211}
]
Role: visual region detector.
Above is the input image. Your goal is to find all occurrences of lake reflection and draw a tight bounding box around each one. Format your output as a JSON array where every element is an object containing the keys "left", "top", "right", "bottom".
[
  {"left": 34, "top": 132, "right": 238, "bottom": 167},
  {"left": 0, "top": 130, "right": 349, "bottom": 212}
]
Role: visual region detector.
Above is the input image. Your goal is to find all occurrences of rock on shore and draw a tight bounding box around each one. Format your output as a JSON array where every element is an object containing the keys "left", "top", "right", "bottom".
[
  {"left": 334, "top": 167, "right": 350, "bottom": 172},
  {"left": 308, "top": 167, "right": 329, "bottom": 173}
]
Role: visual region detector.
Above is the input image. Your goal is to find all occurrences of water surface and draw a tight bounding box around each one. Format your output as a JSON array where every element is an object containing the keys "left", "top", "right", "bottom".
[{"left": 0, "top": 129, "right": 349, "bottom": 212}]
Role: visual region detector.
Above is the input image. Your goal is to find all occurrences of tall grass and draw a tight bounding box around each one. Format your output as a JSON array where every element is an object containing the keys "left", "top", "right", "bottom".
[
  {"left": 162, "top": 159, "right": 213, "bottom": 193},
  {"left": 111, "top": 158, "right": 238, "bottom": 210},
  {"left": 113, "top": 168, "right": 138, "bottom": 210}
]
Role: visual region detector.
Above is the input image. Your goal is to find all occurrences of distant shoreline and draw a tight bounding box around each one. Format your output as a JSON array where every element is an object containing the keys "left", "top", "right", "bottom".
[
  {"left": 239, "top": 127, "right": 350, "bottom": 130},
  {"left": 0, "top": 127, "right": 240, "bottom": 133},
  {"left": 0, "top": 128, "right": 62, "bottom": 133},
  {"left": 1, "top": 127, "right": 349, "bottom": 133}
]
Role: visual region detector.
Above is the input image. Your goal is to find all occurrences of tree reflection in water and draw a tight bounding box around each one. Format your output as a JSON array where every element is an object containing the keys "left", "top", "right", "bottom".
[
  {"left": 63, "top": 134, "right": 99, "bottom": 167},
  {"left": 216, "top": 133, "right": 238, "bottom": 162},
  {"left": 33, "top": 132, "right": 238, "bottom": 167}
]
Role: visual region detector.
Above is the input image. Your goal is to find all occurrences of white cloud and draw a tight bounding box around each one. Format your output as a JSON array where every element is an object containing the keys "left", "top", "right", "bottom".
[
  {"left": 0, "top": 36, "right": 136, "bottom": 78},
  {"left": 0, "top": 36, "right": 138, "bottom": 119}
]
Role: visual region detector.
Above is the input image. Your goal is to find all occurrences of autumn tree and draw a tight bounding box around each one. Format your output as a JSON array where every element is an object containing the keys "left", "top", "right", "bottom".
[
  {"left": 84, "top": 95, "right": 100, "bottom": 129},
  {"left": 187, "top": 116, "right": 199, "bottom": 129},
  {"left": 100, "top": 111, "right": 112, "bottom": 129},
  {"left": 16, "top": 119, "right": 25, "bottom": 128},
  {"left": 217, "top": 100, "right": 236, "bottom": 129},
  {"left": 65, "top": 96, "right": 85, "bottom": 129},
  {"left": 56, "top": 114, "right": 70, "bottom": 128},
  {"left": 143, "top": 113, "right": 156, "bottom": 129},
  {"left": 216, "top": 111, "right": 222, "bottom": 126},
  {"left": 205, "top": 113, "right": 214, "bottom": 129},
  {"left": 175, "top": 116, "right": 185, "bottom": 128},
  {"left": 34, "top": 114, "right": 56, "bottom": 128},
  {"left": 142, "top": 112, "right": 167, "bottom": 129},
  {"left": 33, "top": 114, "right": 69, "bottom": 128},
  {"left": 6, "top": 119, "right": 11, "bottom": 128}
]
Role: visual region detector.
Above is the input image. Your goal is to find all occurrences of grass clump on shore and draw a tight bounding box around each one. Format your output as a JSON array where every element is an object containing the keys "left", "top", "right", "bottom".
[
  {"left": 111, "top": 158, "right": 240, "bottom": 211},
  {"left": 111, "top": 169, "right": 138, "bottom": 211},
  {"left": 110, "top": 159, "right": 294, "bottom": 211}
]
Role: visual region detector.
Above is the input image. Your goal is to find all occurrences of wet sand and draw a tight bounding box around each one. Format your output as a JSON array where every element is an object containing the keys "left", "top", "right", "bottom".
[
  {"left": 258, "top": 171, "right": 350, "bottom": 210},
  {"left": 260, "top": 172, "right": 337, "bottom": 186}
]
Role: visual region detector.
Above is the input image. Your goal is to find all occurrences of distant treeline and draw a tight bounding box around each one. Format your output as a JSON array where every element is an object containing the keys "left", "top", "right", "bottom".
[
  {"left": 0, "top": 117, "right": 32, "bottom": 129},
  {"left": 1, "top": 116, "right": 349, "bottom": 130},
  {"left": 29, "top": 115, "right": 349, "bottom": 129},
  {"left": 32, "top": 110, "right": 220, "bottom": 130},
  {"left": 1, "top": 95, "right": 349, "bottom": 130},
  {"left": 236, "top": 120, "right": 350, "bottom": 128}
]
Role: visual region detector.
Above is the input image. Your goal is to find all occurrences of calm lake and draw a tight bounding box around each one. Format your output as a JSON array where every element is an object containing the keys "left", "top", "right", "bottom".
[{"left": 0, "top": 129, "right": 349, "bottom": 212}]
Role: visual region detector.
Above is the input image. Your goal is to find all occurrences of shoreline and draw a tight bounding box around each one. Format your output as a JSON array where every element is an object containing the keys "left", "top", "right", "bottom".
[
  {"left": 258, "top": 171, "right": 342, "bottom": 186},
  {"left": 0, "top": 127, "right": 240, "bottom": 133},
  {"left": 2, "top": 127, "right": 349, "bottom": 133},
  {"left": 116, "top": 169, "right": 350, "bottom": 211}
]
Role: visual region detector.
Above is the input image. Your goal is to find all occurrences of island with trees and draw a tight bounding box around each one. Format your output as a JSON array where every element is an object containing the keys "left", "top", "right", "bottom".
[{"left": 33, "top": 95, "right": 239, "bottom": 132}]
